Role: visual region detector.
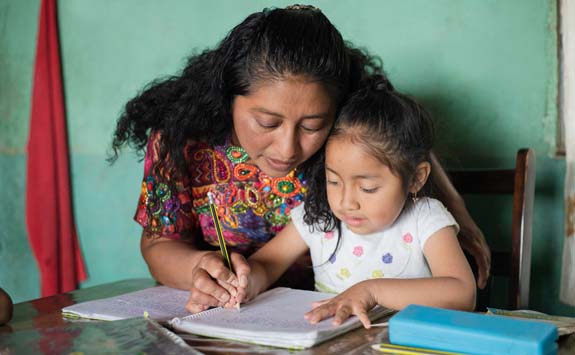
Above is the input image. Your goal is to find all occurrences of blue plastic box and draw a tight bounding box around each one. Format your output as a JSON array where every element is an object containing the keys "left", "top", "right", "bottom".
[{"left": 389, "top": 304, "right": 558, "bottom": 355}]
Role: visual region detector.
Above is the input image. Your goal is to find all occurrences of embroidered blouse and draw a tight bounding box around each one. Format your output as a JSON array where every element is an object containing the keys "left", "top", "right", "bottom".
[{"left": 134, "top": 132, "right": 307, "bottom": 257}]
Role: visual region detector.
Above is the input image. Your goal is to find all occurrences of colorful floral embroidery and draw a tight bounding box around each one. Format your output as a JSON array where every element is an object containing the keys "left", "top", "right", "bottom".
[
  {"left": 135, "top": 134, "right": 306, "bottom": 253},
  {"left": 226, "top": 146, "right": 248, "bottom": 164},
  {"left": 234, "top": 163, "right": 258, "bottom": 181},
  {"left": 329, "top": 254, "right": 337, "bottom": 264},
  {"left": 324, "top": 231, "right": 335, "bottom": 240},
  {"left": 138, "top": 175, "right": 183, "bottom": 237},
  {"left": 371, "top": 270, "right": 384, "bottom": 278},
  {"left": 382, "top": 253, "right": 393, "bottom": 264},
  {"left": 352, "top": 245, "right": 364, "bottom": 257}
]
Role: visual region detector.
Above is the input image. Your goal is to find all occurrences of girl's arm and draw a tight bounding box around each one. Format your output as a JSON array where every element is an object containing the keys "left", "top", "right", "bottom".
[
  {"left": 242, "top": 222, "right": 310, "bottom": 301},
  {"left": 430, "top": 152, "right": 491, "bottom": 288},
  {"left": 304, "top": 226, "right": 476, "bottom": 328},
  {"left": 140, "top": 232, "right": 248, "bottom": 313}
]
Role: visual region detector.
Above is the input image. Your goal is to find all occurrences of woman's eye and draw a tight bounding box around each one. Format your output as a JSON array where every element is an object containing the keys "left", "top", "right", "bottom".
[
  {"left": 326, "top": 179, "right": 339, "bottom": 186},
  {"left": 361, "top": 187, "right": 379, "bottom": 193},
  {"left": 256, "top": 119, "right": 279, "bottom": 129},
  {"left": 301, "top": 125, "right": 322, "bottom": 133}
]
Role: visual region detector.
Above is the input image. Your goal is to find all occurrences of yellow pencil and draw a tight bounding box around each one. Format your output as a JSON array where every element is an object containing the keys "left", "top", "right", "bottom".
[
  {"left": 371, "top": 343, "right": 465, "bottom": 355},
  {"left": 207, "top": 192, "right": 240, "bottom": 311}
]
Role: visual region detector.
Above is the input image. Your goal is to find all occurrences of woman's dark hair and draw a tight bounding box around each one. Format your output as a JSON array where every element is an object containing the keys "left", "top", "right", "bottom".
[
  {"left": 108, "top": 5, "right": 382, "bottom": 179},
  {"left": 303, "top": 75, "right": 435, "bottom": 233}
]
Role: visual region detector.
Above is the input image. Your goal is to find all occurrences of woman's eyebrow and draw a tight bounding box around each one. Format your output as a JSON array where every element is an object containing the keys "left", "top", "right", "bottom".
[
  {"left": 251, "top": 107, "right": 330, "bottom": 119},
  {"left": 251, "top": 107, "right": 283, "bottom": 118}
]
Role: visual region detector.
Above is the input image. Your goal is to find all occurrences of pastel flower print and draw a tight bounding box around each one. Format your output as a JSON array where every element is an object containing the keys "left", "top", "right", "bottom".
[
  {"left": 382, "top": 253, "right": 393, "bottom": 264},
  {"left": 352, "top": 245, "right": 364, "bottom": 257},
  {"left": 403, "top": 233, "right": 413, "bottom": 243},
  {"left": 337, "top": 268, "right": 351, "bottom": 279},
  {"left": 329, "top": 254, "right": 337, "bottom": 264},
  {"left": 324, "top": 231, "right": 334, "bottom": 240},
  {"left": 371, "top": 270, "right": 384, "bottom": 279}
]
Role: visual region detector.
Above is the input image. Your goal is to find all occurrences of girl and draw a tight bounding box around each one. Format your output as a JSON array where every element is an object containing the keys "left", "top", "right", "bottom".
[{"left": 238, "top": 76, "right": 476, "bottom": 328}]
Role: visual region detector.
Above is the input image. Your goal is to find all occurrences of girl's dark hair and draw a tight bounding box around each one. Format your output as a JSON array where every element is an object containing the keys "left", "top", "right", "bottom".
[
  {"left": 108, "top": 5, "right": 382, "bottom": 179},
  {"left": 303, "top": 75, "right": 435, "bottom": 232}
]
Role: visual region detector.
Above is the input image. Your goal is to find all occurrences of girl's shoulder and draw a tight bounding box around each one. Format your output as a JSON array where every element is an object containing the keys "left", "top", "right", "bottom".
[
  {"left": 396, "top": 197, "right": 459, "bottom": 242},
  {"left": 413, "top": 197, "right": 449, "bottom": 213}
]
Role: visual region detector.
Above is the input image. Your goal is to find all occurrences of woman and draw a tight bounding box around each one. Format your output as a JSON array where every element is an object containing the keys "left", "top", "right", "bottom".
[{"left": 109, "top": 5, "right": 490, "bottom": 312}]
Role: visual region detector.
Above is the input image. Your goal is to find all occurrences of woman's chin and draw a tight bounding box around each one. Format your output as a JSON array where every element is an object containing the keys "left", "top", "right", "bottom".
[{"left": 261, "top": 159, "right": 297, "bottom": 177}]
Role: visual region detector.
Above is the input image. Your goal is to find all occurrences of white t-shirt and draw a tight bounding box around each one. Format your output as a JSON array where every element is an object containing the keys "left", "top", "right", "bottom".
[{"left": 291, "top": 197, "right": 459, "bottom": 294}]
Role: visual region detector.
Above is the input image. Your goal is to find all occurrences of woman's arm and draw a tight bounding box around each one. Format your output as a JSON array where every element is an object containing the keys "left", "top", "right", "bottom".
[
  {"left": 140, "top": 231, "right": 248, "bottom": 313},
  {"left": 430, "top": 152, "right": 491, "bottom": 288},
  {"left": 304, "top": 227, "right": 477, "bottom": 328}
]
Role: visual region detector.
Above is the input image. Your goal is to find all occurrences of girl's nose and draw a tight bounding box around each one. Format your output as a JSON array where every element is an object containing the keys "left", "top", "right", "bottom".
[{"left": 340, "top": 187, "right": 359, "bottom": 210}]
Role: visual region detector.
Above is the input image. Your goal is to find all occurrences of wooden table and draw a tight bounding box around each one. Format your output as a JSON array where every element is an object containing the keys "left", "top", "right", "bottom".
[{"left": 1, "top": 279, "right": 574, "bottom": 354}]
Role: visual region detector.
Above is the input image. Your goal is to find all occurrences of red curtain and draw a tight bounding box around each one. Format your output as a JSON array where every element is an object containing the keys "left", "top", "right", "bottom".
[{"left": 26, "top": 0, "right": 87, "bottom": 297}]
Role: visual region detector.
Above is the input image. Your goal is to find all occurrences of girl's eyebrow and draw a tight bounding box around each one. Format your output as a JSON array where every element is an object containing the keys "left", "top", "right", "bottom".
[
  {"left": 326, "top": 166, "right": 379, "bottom": 180},
  {"left": 251, "top": 107, "right": 329, "bottom": 119},
  {"left": 325, "top": 166, "right": 340, "bottom": 176}
]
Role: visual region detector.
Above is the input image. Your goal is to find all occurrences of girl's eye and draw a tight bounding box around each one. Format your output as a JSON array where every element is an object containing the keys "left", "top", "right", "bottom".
[
  {"left": 326, "top": 179, "right": 339, "bottom": 186},
  {"left": 361, "top": 187, "right": 379, "bottom": 193}
]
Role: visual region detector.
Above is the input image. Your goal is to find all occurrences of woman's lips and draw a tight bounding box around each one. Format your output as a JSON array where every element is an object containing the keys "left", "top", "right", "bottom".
[{"left": 266, "top": 157, "right": 295, "bottom": 171}]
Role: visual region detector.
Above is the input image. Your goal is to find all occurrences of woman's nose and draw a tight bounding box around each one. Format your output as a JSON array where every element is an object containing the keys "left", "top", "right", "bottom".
[{"left": 276, "top": 128, "right": 298, "bottom": 160}]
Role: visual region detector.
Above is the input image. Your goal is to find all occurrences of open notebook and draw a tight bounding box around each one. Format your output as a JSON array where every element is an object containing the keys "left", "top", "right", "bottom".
[
  {"left": 62, "top": 285, "right": 191, "bottom": 321},
  {"left": 168, "top": 287, "right": 394, "bottom": 349}
]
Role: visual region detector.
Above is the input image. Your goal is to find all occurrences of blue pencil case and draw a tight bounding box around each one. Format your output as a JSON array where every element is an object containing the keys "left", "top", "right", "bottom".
[{"left": 389, "top": 304, "right": 558, "bottom": 355}]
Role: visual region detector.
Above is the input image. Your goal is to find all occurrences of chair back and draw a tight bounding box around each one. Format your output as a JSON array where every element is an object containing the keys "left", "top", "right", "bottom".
[{"left": 448, "top": 148, "right": 536, "bottom": 310}]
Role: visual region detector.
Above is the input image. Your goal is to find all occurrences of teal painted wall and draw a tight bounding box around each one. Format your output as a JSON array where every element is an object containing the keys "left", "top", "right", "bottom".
[{"left": 1, "top": 0, "right": 570, "bottom": 315}]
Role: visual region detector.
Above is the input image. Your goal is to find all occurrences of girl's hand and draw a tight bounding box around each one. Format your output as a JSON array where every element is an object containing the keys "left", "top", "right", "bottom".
[
  {"left": 303, "top": 282, "right": 378, "bottom": 329},
  {"left": 185, "top": 251, "right": 249, "bottom": 313}
]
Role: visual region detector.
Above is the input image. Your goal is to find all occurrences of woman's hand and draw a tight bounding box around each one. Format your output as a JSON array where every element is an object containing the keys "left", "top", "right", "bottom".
[
  {"left": 304, "top": 282, "right": 377, "bottom": 329},
  {"left": 185, "top": 252, "right": 250, "bottom": 313},
  {"left": 429, "top": 153, "right": 491, "bottom": 289},
  {"left": 457, "top": 219, "right": 491, "bottom": 289}
]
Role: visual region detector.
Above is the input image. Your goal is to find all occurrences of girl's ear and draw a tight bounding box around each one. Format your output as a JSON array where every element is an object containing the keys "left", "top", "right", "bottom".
[{"left": 409, "top": 161, "right": 431, "bottom": 193}]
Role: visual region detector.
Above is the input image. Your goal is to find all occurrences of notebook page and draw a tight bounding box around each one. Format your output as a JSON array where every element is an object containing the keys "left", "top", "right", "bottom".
[
  {"left": 170, "top": 287, "right": 392, "bottom": 349},
  {"left": 62, "top": 286, "right": 191, "bottom": 321}
]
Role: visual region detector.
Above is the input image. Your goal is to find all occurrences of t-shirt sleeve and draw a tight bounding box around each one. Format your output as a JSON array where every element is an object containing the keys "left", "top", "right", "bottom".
[
  {"left": 133, "top": 132, "right": 196, "bottom": 239},
  {"left": 288, "top": 203, "right": 315, "bottom": 247},
  {"left": 416, "top": 198, "right": 459, "bottom": 248}
]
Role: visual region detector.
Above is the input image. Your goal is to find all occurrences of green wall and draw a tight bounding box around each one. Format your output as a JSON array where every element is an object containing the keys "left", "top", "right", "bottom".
[{"left": 1, "top": 0, "right": 570, "bottom": 315}]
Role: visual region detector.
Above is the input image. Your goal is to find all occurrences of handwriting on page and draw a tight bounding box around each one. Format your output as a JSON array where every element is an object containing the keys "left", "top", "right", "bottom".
[
  {"left": 64, "top": 286, "right": 191, "bottom": 320},
  {"left": 192, "top": 288, "right": 335, "bottom": 332}
]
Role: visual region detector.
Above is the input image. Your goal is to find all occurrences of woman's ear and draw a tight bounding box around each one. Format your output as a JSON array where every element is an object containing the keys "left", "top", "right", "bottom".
[{"left": 409, "top": 161, "right": 431, "bottom": 194}]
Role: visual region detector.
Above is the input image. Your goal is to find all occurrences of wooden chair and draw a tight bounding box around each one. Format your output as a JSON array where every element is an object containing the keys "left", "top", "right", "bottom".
[{"left": 447, "top": 148, "right": 536, "bottom": 310}]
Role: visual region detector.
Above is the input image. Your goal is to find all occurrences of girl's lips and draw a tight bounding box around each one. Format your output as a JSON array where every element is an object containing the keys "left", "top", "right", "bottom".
[{"left": 343, "top": 216, "right": 365, "bottom": 227}]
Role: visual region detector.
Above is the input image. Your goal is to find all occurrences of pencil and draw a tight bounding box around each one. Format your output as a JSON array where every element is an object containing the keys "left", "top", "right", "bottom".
[
  {"left": 207, "top": 192, "right": 240, "bottom": 311},
  {"left": 371, "top": 343, "right": 465, "bottom": 355}
]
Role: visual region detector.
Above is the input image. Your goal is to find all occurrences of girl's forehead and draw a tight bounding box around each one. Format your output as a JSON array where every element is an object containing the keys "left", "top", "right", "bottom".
[{"left": 326, "top": 134, "right": 372, "bottom": 158}]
